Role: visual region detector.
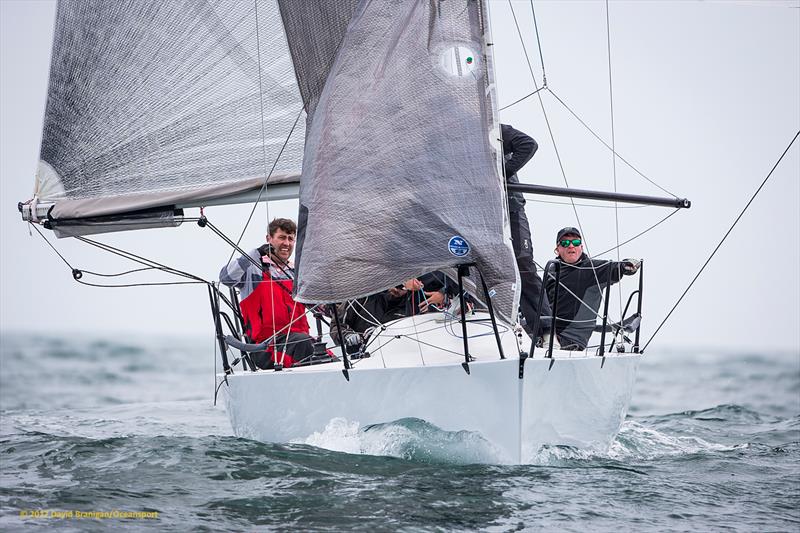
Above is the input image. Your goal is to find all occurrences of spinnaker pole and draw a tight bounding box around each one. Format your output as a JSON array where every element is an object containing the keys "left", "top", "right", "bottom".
[{"left": 507, "top": 183, "right": 690, "bottom": 209}]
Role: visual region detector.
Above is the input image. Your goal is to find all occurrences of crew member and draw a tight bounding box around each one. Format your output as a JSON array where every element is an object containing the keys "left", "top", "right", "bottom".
[
  {"left": 219, "top": 218, "right": 314, "bottom": 368},
  {"left": 545, "top": 227, "right": 641, "bottom": 350},
  {"left": 501, "top": 123, "right": 552, "bottom": 338}
]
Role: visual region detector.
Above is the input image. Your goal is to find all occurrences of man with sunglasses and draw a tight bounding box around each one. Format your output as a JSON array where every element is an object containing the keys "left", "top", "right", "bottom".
[
  {"left": 545, "top": 227, "right": 641, "bottom": 351},
  {"left": 501, "top": 124, "right": 553, "bottom": 339}
]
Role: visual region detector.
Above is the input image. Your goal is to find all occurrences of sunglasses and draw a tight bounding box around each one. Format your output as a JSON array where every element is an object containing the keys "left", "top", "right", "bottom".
[{"left": 559, "top": 238, "right": 582, "bottom": 247}]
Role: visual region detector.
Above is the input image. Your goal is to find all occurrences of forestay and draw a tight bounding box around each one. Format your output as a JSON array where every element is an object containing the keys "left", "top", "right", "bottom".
[{"left": 289, "top": 0, "right": 519, "bottom": 320}]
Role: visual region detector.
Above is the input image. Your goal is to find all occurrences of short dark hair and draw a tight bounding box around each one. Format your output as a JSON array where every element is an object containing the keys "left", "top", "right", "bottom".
[{"left": 268, "top": 218, "right": 297, "bottom": 236}]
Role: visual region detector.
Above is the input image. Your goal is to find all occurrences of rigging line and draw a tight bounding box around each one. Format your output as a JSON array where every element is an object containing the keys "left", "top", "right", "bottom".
[
  {"left": 79, "top": 267, "right": 156, "bottom": 278},
  {"left": 225, "top": 106, "right": 303, "bottom": 265},
  {"left": 75, "top": 280, "right": 205, "bottom": 289},
  {"left": 507, "top": 0, "right": 604, "bottom": 301},
  {"left": 498, "top": 86, "right": 547, "bottom": 112},
  {"left": 29, "top": 223, "right": 74, "bottom": 270},
  {"left": 398, "top": 334, "right": 465, "bottom": 358},
  {"left": 253, "top": 0, "right": 271, "bottom": 237},
  {"left": 347, "top": 299, "right": 384, "bottom": 328},
  {"left": 604, "top": 0, "right": 623, "bottom": 317},
  {"left": 213, "top": 333, "right": 217, "bottom": 403},
  {"left": 535, "top": 260, "right": 605, "bottom": 320},
  {"left": 277, "top": 299, "right": 299, "bottom": 368},
  {"left": 74, "top": 236, "right": 207, "bottom": 283},
  {"left": 593, "top": 208, "right": 680, "bottom": 258},
  {"left": 642, "top": 129, "right": 800, "bottom": 353},
  {"left": 529, "top": 0, "right": 547, "bottom": 86},
  {"left": 546, "top": 88, "right": 678, "bottom": 198},
  {"left": 527, "top": 198, "right": 647, "bottom": 209},
  {"left": 508, "top": 0, "right": 541, "bottom": 88},
  {"left": 205, "top": 220, "right": 263, "bottom": 271}
]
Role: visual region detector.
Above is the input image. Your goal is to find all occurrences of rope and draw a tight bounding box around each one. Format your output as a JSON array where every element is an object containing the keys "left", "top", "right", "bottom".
[
  {"left": 30, "top": 223, "right": 74, "bottom": 270},
  {"left": 642, "top": 130, "right": 800, "bottom": 352},
  {"left": 75, "top": 235, "right": 206, "bottom": 283},
  {"left": 33, "top": 221, "right": 215, "bottom": 289}
]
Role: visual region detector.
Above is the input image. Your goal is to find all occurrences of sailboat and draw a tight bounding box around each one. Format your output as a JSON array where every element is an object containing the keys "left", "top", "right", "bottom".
[{"left": 19, "top": 0, "right": 690, "bottom": 463}]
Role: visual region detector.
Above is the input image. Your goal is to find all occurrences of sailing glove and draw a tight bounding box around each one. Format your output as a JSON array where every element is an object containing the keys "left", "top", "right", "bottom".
[{"left": 622, "top": 258, "right": 642, "bottom": 274}]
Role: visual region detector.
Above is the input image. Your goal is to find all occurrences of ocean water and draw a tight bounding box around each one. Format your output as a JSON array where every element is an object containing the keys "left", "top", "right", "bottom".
[{"left": 0, "top": 332, "right": 797, "bottom": 531}]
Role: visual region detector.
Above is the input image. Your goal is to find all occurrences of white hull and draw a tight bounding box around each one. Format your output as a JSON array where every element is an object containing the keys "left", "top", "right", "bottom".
[{"left": 219, "top": 313, "right": 640, "bottom": 463}]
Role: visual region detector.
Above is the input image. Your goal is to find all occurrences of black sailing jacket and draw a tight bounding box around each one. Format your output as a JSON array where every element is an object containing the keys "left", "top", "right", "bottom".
[
  {"left": 501, "top": 124, "right": 538, "bottom": 213},
  {"left": 545, "top": 253, "right": 630, "bottom": 349}
]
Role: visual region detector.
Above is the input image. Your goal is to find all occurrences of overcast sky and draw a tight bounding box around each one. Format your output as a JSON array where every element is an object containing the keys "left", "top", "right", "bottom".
[{"left": 1, "top": 0, "right": 798, "bottom": 352}]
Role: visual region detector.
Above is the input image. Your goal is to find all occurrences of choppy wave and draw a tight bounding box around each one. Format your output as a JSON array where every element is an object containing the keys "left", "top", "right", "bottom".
[{"left": 1, "top": 333, "right": 798, "bottom": 531}]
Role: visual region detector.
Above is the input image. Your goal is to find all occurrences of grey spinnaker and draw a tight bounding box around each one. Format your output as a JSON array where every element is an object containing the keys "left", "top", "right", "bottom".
[{"left": 289, "top": 0, "right": 519, "bottom": 321}]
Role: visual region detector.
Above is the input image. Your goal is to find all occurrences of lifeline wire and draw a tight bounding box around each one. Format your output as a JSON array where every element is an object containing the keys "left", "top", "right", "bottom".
[{"left": 642, "top": 130, "right": 800, "bottom": 353}]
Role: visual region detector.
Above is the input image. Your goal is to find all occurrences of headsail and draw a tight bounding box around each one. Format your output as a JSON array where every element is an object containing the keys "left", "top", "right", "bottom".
[
  {"left": 289, "top": 0, "right": 520, "bottom": 320},
  {"left": 31, "top": 0, "right": 307, "bottom": 221}
]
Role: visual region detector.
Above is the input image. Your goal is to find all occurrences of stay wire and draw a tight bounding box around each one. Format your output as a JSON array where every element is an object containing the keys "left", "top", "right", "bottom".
[
  {"left": 507, "top": 1, "right": 605, "bottom": 303},
  {"left": 529, "top": 0, "right": 547, "bottom": 87},
  {"left": 546, "top": 88, "right": 678, "bottom": 198},
  {"left": 642, "top": 130, "right": 800, "bottom": 353},
  {"left": 252, "top": 0, "right": 278, "bottom": 341},
  {"left": 498, "top": 86, "right": 547, "bottom": 112},
  {"left": 593, "top": 208, "right": 681, "bottom": 258},
  {"left": 604, "top": 0, "right": 623, "bottom": 316},
  {"left": 496, "top": 0, "right": 547, "bottom": 112},
  {"left": 225, "top": 106, "right": 302, "bottom": 265}
]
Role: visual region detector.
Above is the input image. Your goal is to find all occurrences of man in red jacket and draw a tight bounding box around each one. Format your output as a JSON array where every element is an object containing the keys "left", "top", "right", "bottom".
[{"left": 219, "top": 218, "right": 314, "bottom": 368}]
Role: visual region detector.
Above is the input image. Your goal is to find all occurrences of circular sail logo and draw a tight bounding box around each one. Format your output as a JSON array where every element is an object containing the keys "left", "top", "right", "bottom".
[{"left": 448, "top": 236, "right": 470, "bottom": 257}]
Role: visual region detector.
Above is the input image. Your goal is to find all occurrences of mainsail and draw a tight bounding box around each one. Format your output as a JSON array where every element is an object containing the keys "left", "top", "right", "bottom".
[
  {"left": 287, "top": 0, "right": 519, "bottom": 319},
  {"left": 31, "top": 0, "right": 308, "bottom": 221}
]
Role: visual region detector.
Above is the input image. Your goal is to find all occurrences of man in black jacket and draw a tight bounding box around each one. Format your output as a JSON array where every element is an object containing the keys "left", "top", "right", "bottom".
[
  {"left": 501, "top": 124, "right": 552, "bottom": 338},
  {"left": 545, "top": 227, "right": 641, "bottom": 350}
]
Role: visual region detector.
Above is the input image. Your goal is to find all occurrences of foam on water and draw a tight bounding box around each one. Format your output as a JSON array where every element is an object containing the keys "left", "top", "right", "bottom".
[{"left": 297, "top": 417, "right": 507, "bottom": 464}]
